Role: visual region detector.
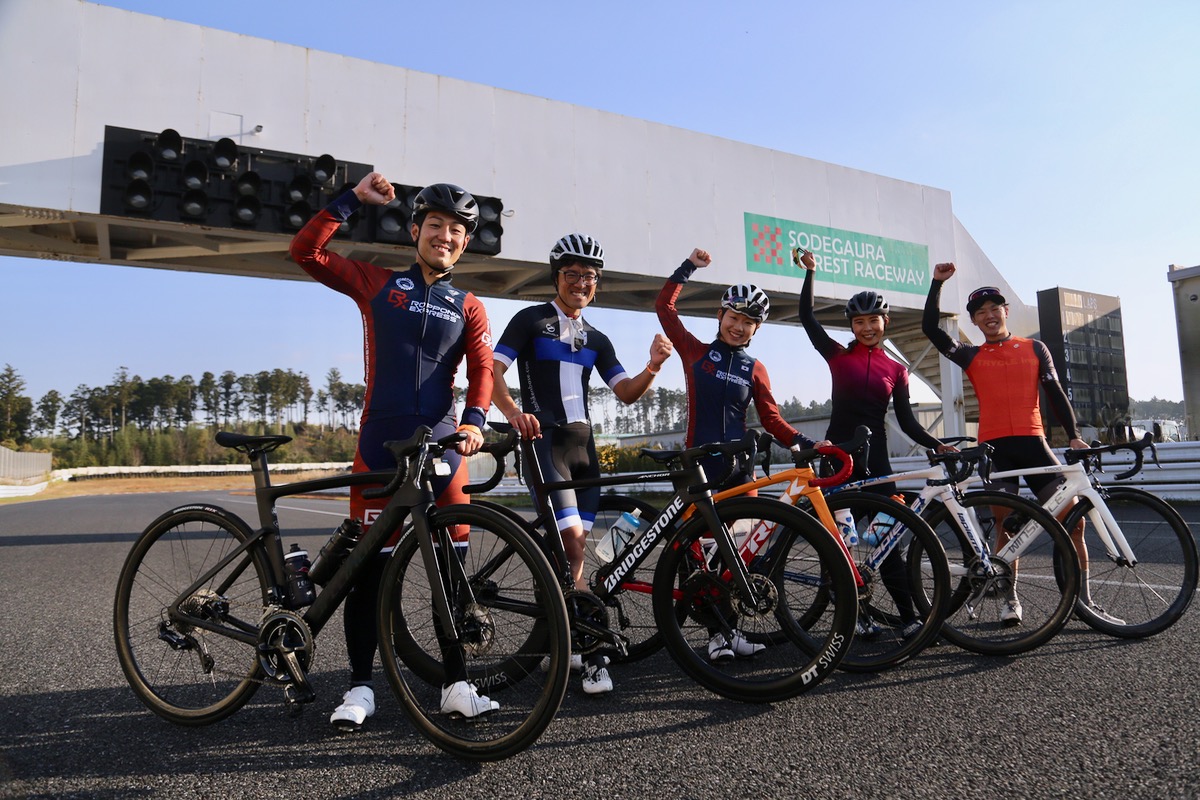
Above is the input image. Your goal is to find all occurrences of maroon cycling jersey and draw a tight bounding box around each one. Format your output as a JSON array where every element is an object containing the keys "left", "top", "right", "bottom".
[
  {"left": 289, "top": 191, "right": 493, "bottom": 430},
  {"left": 657, "top": 261, "right": 810, "bottom": 450},
  {"left": 799, "top": 268, "right": 941, "bottom": 451}
]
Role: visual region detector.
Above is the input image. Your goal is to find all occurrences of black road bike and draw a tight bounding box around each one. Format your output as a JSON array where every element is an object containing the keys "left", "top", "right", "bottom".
[{"left": 113, "top": 428, "right": 571, "bottom": 761}]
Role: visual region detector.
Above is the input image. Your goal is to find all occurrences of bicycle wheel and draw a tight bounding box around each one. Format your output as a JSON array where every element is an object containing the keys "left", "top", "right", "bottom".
[
  {"left": 819, "top": 491, "right": 951, "bottom": 672},
  {"left": 583, "top": 493, "right": 666, "bottom": 662},
  {"left": 113, "top": 506, "right": 269, "bottom": 725},
  {"left": 1061, "top": 486, "right": 1198, "bottom": 638},
  {"left": 920, "top": 490, "right": 1080, "bottom": 656},
  {"left": 652, "top": 497, "right": 857, "bottom": 703},
  {"left": 378, "top": 503, "right": 570, "bottom": 761}
]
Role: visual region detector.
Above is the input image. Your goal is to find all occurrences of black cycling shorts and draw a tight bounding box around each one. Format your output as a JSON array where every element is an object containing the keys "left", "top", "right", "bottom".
[
  {"left": 526, "top": 422, "right": 601, "bottom": 531},
  {"left": 986, "top": 435, "right": 1064, "bottom": 500}
]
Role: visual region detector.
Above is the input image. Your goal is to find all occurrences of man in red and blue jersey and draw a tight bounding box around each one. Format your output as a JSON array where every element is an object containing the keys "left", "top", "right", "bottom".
[{"left": 290, "top": 172, "right": 496, "bottom": 729}]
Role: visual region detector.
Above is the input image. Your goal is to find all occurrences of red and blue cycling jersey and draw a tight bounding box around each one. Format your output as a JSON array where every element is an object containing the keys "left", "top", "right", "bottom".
[
  {"left": 290, "top": 190, "right": 493, "bottom": 532},
  {"left": 657, "top": 261, "right": 811, "bottom": 452},
  {"left": 289, "top": 191, "right": 492, "bottom": 430}
]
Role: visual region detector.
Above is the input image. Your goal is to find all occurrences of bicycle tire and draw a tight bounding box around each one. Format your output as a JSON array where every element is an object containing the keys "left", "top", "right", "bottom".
[
  {"left": 1061, "top": 486, "right": 1198, "bottom": 638},
  {"left": 378, "top": 503, "right": 570, "bottom": 761},
  {"left": 920, "top": 490, "right": 1080, "bottom": 656},
  {"left": 113, "top": 505, "right": 270, "bottom": 725},
  {"left": 652, "top": 497, "right": 857, "bottom": 703},
  {"left": 819, "top": 491, "right": 952, "bottom": 672}
]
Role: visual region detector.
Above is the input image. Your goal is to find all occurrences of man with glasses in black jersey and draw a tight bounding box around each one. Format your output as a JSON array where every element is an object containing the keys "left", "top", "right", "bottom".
[{"left": 491, "top": 232, "right": 672, "bottom": 695}]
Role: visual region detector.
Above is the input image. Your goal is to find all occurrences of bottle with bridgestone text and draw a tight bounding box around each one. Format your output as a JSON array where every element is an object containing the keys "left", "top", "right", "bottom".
[{"left": 283, "top": 543, "right": 316, "bottom": 608}]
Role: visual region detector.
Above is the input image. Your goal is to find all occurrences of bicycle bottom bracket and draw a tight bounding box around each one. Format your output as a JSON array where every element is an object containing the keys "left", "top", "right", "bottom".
[{"left": 256, "top": 609, "right": 315, "bottom": 684}]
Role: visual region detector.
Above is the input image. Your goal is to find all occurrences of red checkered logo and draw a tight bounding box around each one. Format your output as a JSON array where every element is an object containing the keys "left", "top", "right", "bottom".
[{"left": 749, "top": 223, "right": 785, "bottom": 266}]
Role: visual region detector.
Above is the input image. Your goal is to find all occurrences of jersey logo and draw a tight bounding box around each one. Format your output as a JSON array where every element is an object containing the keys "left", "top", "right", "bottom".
[
  {"left": 396, "top": 277, "right": 415, "bottom": 291},
  {"left": 446, "top": 289, "right": 460, "bottom": 304},
  {"left": 544, "top": 323, "right": 556, "bottom": 335},
  {"left": 702, "top": 360, "right": 717, "bottom": 375},
  {"left": 481, "top": 331, "right": 494, "bottom": 347},
  {"left": 709, "top": 350, "right": 722, "bottom": 363},
  {"left": 388, "top": 289, "right": 409, "bottom": 308},
  {"left": 740, "top": 362, "right": 751, "bottom": 372}
]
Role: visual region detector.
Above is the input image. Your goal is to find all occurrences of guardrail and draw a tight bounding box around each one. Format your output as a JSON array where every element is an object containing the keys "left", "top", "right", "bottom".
[{"left": 5, "top": 441, "right": 1197, "bottom": 503}]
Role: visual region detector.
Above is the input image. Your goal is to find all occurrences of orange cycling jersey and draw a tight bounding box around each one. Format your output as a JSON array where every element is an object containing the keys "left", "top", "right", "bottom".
[
  {"left": 923, "top": 279, "right": 1080, "bottom": 443},
  {"left": 954, "top": 336, "right": 1051, "bottom": 441}
]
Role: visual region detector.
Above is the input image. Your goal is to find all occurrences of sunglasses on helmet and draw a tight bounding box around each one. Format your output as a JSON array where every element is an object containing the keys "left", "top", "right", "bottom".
[{"left": 725, "top": 297, "right": 767, "bottom": 318}]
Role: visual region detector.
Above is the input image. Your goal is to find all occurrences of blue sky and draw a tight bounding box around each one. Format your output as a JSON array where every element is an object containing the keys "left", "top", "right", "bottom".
[{"left": 3, "top": 0, "right": 1197, "bottom": 407}]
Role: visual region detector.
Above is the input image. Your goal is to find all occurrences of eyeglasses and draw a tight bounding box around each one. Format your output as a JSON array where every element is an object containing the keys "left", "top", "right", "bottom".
[{"left": 559, "top": 270, "right": 599, "bottom": 286}]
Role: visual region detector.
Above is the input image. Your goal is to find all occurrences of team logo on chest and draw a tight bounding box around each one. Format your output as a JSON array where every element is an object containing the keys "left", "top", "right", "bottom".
[
  {"left": 396, "top": 277, "right": 415, "bottom": 291},
  {"left": 709, "top": 350, "right": 722, "bottom": 363}
]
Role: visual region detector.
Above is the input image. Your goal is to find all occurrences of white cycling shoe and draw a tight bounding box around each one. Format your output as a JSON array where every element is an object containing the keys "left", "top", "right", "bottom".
[
  {"left": 330, "top": 686, "right": 375, "bottom": 732},
  {"left": 440, "top": 681, "right": 500, "bottom": 717},
  {"left": 708, "top": 629, "right": 766, "bottom": 662}
]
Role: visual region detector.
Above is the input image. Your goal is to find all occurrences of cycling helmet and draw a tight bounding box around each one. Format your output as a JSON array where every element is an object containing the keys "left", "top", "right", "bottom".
[
  {"left": 844, "top": 290, "right": 889, "bottom": 319},
  {"left": 411, "top": 183, "right": 479, "bottom": 233},
  {"left": 550, "top": 233, "right": 605, "bottom": 268},
  {"left": 720, "top": 284, "right": 770, "bottom": 322},
  {"left": 549, "top": 233, "right": 604, "bottom": 282}
]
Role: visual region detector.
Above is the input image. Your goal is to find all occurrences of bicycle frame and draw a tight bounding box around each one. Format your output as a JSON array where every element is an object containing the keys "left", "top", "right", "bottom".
[
  {"left": 165, "top": 432, "right": 473, "bottom": 701},
  {"left": 968, "top": 462, "right": 1137, "bottom": 567},
  {"left": 827, "top": 450, "right": 1010, "bottom": 573},
  {"left": 481, "top": 424, "right": 774, "bottom": 649}
]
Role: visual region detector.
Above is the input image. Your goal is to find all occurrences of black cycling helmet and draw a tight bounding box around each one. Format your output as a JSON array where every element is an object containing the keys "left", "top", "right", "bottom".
[
  {"left": 411, "top": 183, "right": 479, "bottom": 233},
  {"left": 845, "top": 290, "right": 889, "bottom": 319},
  {"left": 549, "top": 233, "right": 604, "bottom": 282}
]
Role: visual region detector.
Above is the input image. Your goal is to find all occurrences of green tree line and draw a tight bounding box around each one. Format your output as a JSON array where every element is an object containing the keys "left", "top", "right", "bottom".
[
  {"left": 0, "top": 363, "right": 366, "bottom": 468},
  {"left": 1, "top": 362, "right": 1183, "bottom": 468}
]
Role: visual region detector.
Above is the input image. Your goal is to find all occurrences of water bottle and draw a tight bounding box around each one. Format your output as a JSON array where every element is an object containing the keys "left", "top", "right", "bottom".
[
  {"left": 308, "top": 518, "right": 363, "bottom": 586},
  {"left": 834, "top": 509, "right": 858, "bottom": 546},
  {"left": 283, "top": 543, "right": 316, "bottom": 608},
  {"left": 596, "top": 510, "right": 643, "bottom": 563},
  {"left": 862, "top": 512, "right": 896, "bottom": 547}
]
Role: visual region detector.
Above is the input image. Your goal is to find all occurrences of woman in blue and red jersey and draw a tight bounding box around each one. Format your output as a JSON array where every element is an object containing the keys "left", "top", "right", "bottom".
[
  {"left": 290, "top": 172, "right": 496, "bottom": 729},
  {"left": 656, "top": 247, "right": 814, "bottom": 662}
]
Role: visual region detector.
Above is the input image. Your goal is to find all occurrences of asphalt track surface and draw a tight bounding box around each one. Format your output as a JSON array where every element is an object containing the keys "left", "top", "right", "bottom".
[{"left": 2, "top": 489, "right": 1199, "bottom": 800}]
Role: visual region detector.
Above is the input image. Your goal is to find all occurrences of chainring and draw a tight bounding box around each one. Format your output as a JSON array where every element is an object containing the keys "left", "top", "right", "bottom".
[{"left": 256, "top": 609, "right": 315, "bottom": 685}]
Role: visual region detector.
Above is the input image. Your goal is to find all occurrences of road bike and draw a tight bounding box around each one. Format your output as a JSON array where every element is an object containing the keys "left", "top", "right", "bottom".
[
  {"left": 695, "top": 429, "right": 953, "bottom": 672},
  {"left": 828, "top": 440, "right": 1081, "bottom": 656},
  {"left": 113, "top": 428, "right": 571, "bottom": 761},
  {"left": 964, "top": 433, "right": 1197, "bottom": 638},
  {"left": 445, "top": 424, "right": 860, "bottom": 703}
]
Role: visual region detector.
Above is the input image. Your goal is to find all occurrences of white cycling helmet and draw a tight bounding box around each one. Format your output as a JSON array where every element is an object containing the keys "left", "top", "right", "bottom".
[
  {"left": 721, "top": 284, "right": 770, "bottom": 322},
  {"left": 549, "top": 233, "right": 605, "bottom": 269}
]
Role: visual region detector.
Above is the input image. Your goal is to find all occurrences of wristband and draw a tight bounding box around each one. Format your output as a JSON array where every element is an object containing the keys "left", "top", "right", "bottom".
[{"left": 645, "top": 361, "right": 661, "bottom": 376}]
